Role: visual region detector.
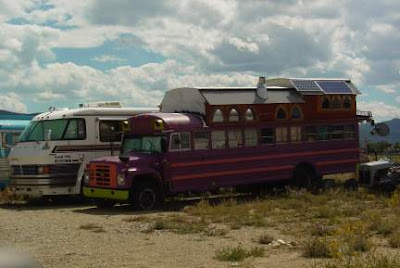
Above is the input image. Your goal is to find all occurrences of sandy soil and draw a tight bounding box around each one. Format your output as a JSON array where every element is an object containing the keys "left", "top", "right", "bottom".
[{"left": 0, "top": 201, "right": 315, "bottom": 268}]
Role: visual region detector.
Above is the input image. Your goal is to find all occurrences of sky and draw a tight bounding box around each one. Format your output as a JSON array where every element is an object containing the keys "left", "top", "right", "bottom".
[{"left": 0, "top": 0, "right": 399, "bottom": 121}]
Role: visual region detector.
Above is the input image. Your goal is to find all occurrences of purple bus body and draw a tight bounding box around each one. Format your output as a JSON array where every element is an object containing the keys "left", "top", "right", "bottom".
[{"left": 88, "top": 112, "right": 359, "bottom": 195}]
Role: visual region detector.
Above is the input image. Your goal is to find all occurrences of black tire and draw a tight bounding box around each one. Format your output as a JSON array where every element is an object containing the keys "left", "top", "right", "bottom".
[
  {"left": 293, "top": 165, "right": 320, "bottom": 190},
  {"left": 94, "top": 199, "right": 115, "bottom": 208},
  {"left": 344, "top": 178, "right": 358, "bottom": 191},
  {"left": 132, "top": 182, "right": 161, "bottom": 211}
]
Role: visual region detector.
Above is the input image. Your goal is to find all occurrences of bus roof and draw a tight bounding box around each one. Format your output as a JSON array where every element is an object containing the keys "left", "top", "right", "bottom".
[
  {"left": 130, "top": 113, "right": 204, "bottom": 134},
  {"left": 161, "top": 77, "right": 361, "bottom": 115},
  {"left": 33, "top": 107, "right": 158, "bottom": 121}
]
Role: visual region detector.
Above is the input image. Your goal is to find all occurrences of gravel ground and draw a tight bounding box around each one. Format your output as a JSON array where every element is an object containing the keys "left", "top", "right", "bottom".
[{"left": 0, "top": 201, "right": 309, "bottom": 268}]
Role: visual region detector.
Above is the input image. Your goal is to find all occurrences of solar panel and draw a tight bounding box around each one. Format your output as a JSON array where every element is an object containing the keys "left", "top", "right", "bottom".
[
  {"left": 291, "top": 80, "right": 321, "bottom": 91},
  {"left": 317, "top": 81, "right": 353, "bottom": 94}
]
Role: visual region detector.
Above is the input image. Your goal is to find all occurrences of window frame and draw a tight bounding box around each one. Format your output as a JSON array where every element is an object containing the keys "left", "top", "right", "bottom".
[
  {"left": 169, "top": 132, "right": 191, "bottom": 152},
  {"left": 99, "top": 120, "right": 125, "bottom": 143},
  {"left": 212, "top": 108, "right": 225, "bottom": 123}
]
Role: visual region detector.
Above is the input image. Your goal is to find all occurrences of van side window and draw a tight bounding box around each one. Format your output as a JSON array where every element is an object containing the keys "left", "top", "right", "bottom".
[
  {"left": 194, "top": 131, "right": 210, "bottom": 150},
  {"left": 170, "top": 132, "right": 191, "bottom": 151},
  {"left": 63, "top": 119, "right": 86, "bottom": 140},
  {"left": 99, "top": 120, "right": 124, "bottom": 142},
  {"left": 211, "top": 130, "right": 226, "bottom": 149}
]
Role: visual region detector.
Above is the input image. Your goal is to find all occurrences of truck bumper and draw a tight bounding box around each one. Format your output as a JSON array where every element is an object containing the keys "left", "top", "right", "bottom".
[{"left": 83, "top": 187, "right": 129, "bottom": 201}]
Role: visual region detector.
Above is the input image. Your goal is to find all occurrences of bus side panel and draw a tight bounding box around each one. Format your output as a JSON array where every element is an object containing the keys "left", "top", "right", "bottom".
[{"left": 166, "top": 139, "right": 359, "bottom": 193}]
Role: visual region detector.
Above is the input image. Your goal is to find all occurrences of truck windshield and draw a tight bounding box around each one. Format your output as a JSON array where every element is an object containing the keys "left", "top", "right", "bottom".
[
  {"left": 19, "top": 119, "right": 86, "bottom": 142},
  {"left": 122, "top": 136, "right": 163, "bottom": 154}
]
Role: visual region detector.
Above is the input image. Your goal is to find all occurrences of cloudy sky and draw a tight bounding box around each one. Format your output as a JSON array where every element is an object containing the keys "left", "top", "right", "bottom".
[{"left": 0, "top": 0, "right": 399, "bottom": 121}]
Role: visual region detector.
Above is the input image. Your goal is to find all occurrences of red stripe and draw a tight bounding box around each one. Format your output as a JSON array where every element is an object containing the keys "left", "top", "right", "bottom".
[
  {"left": 172, "top": 165, "right": 294, "bottom": 181},
  {"left": 170, "top": 148, "right": 359, "bottom": 168},
  {"left": 171, "top": 158, "right": 358, "bottom": 181}
]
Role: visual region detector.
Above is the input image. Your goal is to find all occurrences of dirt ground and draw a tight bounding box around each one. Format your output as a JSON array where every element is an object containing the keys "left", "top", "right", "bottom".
[{"left": 0, "top": 201, "right": 311, "bottom": 268}]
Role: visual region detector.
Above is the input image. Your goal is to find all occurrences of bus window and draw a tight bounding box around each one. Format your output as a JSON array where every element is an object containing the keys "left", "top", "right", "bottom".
[
  {"left": 304, "top": 126, "right": 317, "bottom": 141},
  {"left": 244, "top": 128, "right": 257, "bottom": 146},
  {"left": 244, "top": 108, "right": 255, "bottom": 121},
  {"left": 99, "top": 121, "right": 123, "bottom": 142},
  {"left": 228, "top": 109, "right": 239, "bottom": 122},
  {"left": 290, "top": 126, "right": 301, "bottom": 142},
  {"left": 276, "top": 108, "right": 287, "bottom": 120},
  {"left": 317, "top": 126, "right": 329, "bottom": 140},
  {"left": 344, "top": 125, "right": 355, "bottom": 139},
  {"left": 332, "top": 97, "right": 341, "bottom": 109},
  {"left": 228, "top": 129, "right": 242, "bottom": 148},
  {"left": 276, "top": 127, "right": 288, "bottom": 143},
  {"left": 211, "top": 130, "right": 226, "bottom": 149},
  {"left": 170, "top": 133, "right": 191, "bottom": 151},
  {"left": 260, "top": 128, "right": 274, "bottom": 144},
  {"left": 194, "top": 131, "right": 210, "bottom": 150},
  {"left": 331, "top": 125, "right": 344, "bottom": 140},
  {"left": 343, "top": 96, "right": 351, "bottom": 109},
  {"left": 212, "top": 109, "right": 224, "bottom": 123}
]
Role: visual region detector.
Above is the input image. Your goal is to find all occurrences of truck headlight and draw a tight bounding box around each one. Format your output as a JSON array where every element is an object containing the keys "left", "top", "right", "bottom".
[
  {"left": 84, "top": 173, "right": 90, "bottom": 184},
  {"left": 117, "top": 173, "right": 125, "bottom": 186},
  {"left": 37, "top": 166, "right": 49, "bottom": 175}
]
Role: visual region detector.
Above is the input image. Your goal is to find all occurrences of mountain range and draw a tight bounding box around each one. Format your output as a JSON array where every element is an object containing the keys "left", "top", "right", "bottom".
[{"left": 360, "top": 118, "right": 400, "bottom": 144}]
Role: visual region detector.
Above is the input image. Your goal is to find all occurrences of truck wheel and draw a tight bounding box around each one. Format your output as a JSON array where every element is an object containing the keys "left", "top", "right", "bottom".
[
  {"left": 132, "top": 182, "right": 161, "bottom": 210},
  {"left": 94, "top": 199, "right": 115, "bottom": 208},
  {"left": 293, "top": 165, "right": 320, "bottom": 190}
]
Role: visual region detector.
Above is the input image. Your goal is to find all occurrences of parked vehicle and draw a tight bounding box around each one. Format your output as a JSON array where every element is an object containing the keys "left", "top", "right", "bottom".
[
  {"left": 84, "top": 77, "right": 375, "bottom": 209},
  {"left": 0, "top": 110, "right": 37, "bottom": 190},
  {"left": 8, "top": 102, "right": 157, "bottom": 198}
]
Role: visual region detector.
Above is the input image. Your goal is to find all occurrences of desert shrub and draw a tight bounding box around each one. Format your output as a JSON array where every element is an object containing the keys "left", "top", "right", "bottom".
[
  {"left": 257, "top": 233, "right": 274, "bottom": 245},
  {"left": 388, "top": 231, "right": 400, "bottom": 248},
  {"left": 215, "top": 245, "right": 265, "bottom": 262},
  {"left": 303, "top": 237, "right": 332, "bottom": 258}
]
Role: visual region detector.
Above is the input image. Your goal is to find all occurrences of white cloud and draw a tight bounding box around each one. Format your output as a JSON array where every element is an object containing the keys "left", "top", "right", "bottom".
[
  {"left": 377, "top": 84, "right": 397, "bottom": 94},
  {"left": 92, "top": 54, "right": 125, "bottom": 63},
  {"left": 358, "top": 101, "right": 400, "bottom": 121},
  {"left": 0, "top": 93, "right": 27, "bottom": 113},
  {"left": 36, "top": 90, "right": 64, "bottom": 101}
]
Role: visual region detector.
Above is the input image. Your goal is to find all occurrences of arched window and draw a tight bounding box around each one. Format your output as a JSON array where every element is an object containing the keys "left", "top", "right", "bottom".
[
  {"left": 332, "top": 97, "right": 341, "bottom": 108},
  {"left": 228, "top": 108, "right": 239, "bottom": 122},
  {"left": 212, "top": 109, "right": 224, "bottom": 123},
  {"left": 276, "top": 107, "right": 287, "bottom": 120},
  {"left": 322, "top": 97, "right": 331, "bottom": 109},
  {"left": 343, "top": 96, "right": 351, "bottom": 109},
  {"left": 244, "top": 108, "right": 255, "bottom": 121},
  {"left": 291, "top": 106, "right": 303, "bottom": 120}
]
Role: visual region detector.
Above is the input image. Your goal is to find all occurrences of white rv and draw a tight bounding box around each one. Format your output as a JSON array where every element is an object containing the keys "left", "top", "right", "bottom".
[{"left": 8, "top": 102, "right": 157, "bottom": 198}]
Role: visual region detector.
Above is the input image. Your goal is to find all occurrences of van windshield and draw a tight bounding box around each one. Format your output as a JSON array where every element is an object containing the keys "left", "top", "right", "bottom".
[
  {"left": 122, "top": 136, "right": 163, "bottom": 154},
  {"left": 19, "top": 119, "right": 86, "bottom": 142}
]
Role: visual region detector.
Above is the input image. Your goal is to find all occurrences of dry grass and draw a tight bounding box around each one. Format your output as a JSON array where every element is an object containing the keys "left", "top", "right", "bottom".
[
  {"left": 215, "top": 245, "right": 265, "bottom": 262},
  {"left": 0, "top": 188, "right": 23, "bottom": 203},
  {"left": 257, "top": 233, "right": 274, "bottom": 245},
  {"left": 79, "top": 223, "right": 106, "bottom": 233}
]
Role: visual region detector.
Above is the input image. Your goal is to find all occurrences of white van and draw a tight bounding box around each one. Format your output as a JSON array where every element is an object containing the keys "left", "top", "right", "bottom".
[{"left": 8, "top": 102, "right": 157, "bottom": 198}]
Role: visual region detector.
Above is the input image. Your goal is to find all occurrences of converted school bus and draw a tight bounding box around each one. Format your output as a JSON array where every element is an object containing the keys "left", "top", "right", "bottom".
[{"left": 84, "top": 77, "right": 365, "bottom": 209}]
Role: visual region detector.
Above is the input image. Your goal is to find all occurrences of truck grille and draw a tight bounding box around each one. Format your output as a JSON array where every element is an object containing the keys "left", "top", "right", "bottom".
[
  {"left": 89, "top": 163, "right": 116, "bottom": 188},
  {"left": 11, "top": 165, "right": 37, "bottom": 175},
  {"left": 11, "top": 164, "right": 81, "bottom": 176}
]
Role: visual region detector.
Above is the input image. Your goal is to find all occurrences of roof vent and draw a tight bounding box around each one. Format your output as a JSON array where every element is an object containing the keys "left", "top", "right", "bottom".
[
  {"left": 79, "top": 101, "right": 122, "bottom": 108},
  {"left": 256, "top": 76, "right": 268, "bottom": 99}
]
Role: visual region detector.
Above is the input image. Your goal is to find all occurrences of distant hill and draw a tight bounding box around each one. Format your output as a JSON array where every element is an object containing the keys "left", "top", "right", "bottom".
[{"left": 360, "top": 118, "right": 400, "bottom": 144}]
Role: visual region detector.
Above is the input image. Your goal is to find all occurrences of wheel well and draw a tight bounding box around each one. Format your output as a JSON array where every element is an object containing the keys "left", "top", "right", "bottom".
[
  {"left": 293, "top": 162, "right": 317, "bottom": 177},
  {"left": 132, "top": 174, "right": 161, "bottom": 188}
]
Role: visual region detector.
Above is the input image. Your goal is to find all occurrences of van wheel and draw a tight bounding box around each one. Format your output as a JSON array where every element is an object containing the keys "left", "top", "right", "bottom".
[
  {"left": 94, "top": 199, "right": 115, "bottom": 208},
  {"left": 132, "top": 183, "right": 161, "bottom": 210},
  {"left": 293, "top": 165, "right": 320, "bottom": 190}
]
